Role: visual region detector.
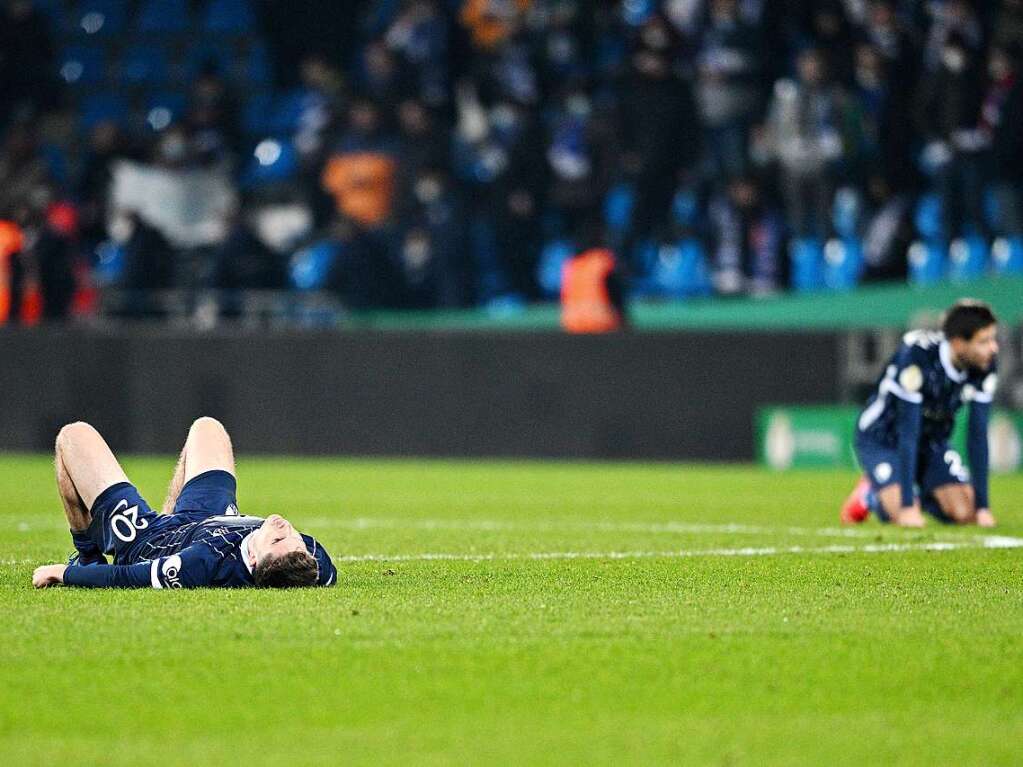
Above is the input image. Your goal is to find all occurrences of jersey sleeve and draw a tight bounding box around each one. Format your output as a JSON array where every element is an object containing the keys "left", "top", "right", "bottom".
[
  {"left": 966, "top": 359, "right": 997, "bottom": 509},
  {"left": 63, "top": 544, "right": 220, "bottom": 589},
  {"left": 887, "top": 344, "right": 927, "bottom": 404}
]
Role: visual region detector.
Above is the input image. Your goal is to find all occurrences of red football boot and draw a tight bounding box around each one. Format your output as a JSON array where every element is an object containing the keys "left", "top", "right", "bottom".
[{"left": 840, "top": 476, "right": 871, "bottom": 524}]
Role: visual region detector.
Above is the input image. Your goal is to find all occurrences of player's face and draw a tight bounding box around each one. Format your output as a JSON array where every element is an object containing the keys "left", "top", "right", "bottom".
[
  {"left": 249, "top": 514, "right": 307, "bottom": 565},
  {"left": 960, "top": 324, "right": 999, "bottom": 371}
]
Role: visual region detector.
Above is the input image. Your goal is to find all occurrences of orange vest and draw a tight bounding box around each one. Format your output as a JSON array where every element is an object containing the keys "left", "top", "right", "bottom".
[
  {"left": 321, "top": 152, "right": 396, "bottom": 228},
  {"left": 0, "top": 220, "right": 24, "bottom": 325},
  {"left": 560, "top": 248, "right": 621, "bottom": 334}
]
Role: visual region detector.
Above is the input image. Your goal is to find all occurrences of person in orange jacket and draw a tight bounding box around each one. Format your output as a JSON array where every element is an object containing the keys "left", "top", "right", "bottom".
[{"left": 560, "top": 224, "right": 627, "bottom": 333}]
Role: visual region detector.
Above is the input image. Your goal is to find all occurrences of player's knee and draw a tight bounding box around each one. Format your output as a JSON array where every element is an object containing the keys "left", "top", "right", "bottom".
[
  {"left": 55, "top": 421, "right": 96, "bottom": 452},
  {"left": 189, "top": 416, "right": 227, "bottom": 437},
  {"left": 945, "top": 500, "right": 975, "bottom": 524}
]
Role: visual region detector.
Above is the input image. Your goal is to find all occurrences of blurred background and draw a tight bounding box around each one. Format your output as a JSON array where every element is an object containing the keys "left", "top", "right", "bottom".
[{"left": 0, "top": 0, "right": 1020, "bottom": 470}]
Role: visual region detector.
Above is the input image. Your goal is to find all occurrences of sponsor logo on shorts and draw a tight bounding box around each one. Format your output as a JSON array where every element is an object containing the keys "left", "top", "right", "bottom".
[
  {"left": 161, "top": 555, "right": 183, "bottom": 589},
  {"left": 874, "top": 462, "right": 893, "bottom": 483}
]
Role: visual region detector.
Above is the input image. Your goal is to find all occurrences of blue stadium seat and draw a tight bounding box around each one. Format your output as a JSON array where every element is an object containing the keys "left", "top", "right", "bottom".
[
  {"left": 58, "top": 45, "right": 106, "bottom": 86},
  {"left": 536, "top": 239, "right": 575, "bottom": 297},
  {"left": 183, "top": 41, "right": 233, "bottom": 81},
  {"left": 135, "top": 0, "right": 190, "bottom": 34},
  {"left": 120, "top": 45, "right": 169, "bottom": 86},
  {"left": 603, "top": 183, "right": 634, "bottom": 237},
  {"left": 74, "top": 0, "right": 128, "bottom": 37},
  {"left": 651, "top": 238, "right": 713, "bottom": 298},
  {"left": 907, "top": 240, "right": 945, "bottom": 284},
  {"left": 947, "top": 236, "right": 987, "bottom": 281},
  {"left": 143, "top": 91, "right": 187, "bottom": 131},
  {"left": 992, "top": 237, "right": 1023, "bottom": 274},
  {"left": 790, "top": 237, "right": 824, "bottom": 292},
  {"left": 241, "top": 138, "right": 298, "bottom": 187},
  {"left": 290, "top": 241, "right": 340, "bottom": 290},
  {"left": 239, "top": 42, "right": 271, "bottom": 86},
  {"left": 913, "top": 194, "right": 944, "bottom": 241},
  {"left": 823, "top": 238, "right": 862, "bottom": 291},
  {"left": 80, "top": 92, "right": 129, "bottom": 129},
  {"left": 242, "top": 91, "right": 275, "bottom": 137},
  {"left": 201, "top": 0, "right": 256, "bottom": 34}
]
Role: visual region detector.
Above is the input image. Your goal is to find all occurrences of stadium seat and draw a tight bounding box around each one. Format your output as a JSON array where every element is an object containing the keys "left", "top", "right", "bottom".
[
  {"left": 183, "top": 41, "right": 234, "bottom": 81},
  {"left": 536, "top": 239, "right": 575, "bottom": 297},
  {"left": 58, "top": 45, "right": 106, "bottom": 86},
  {"left": 290, "top": 240, "right": 340, "bottom": 290},
  {"left": 239, "top": 42, "right": 272, "bottom": 86},
  {"left": 120, "top": 45, "right": 169, "bottom": 86},
  {"left": 650, "top": 238, "right": 713, "bottom": 298},
  {"left": 201, "top": 0, "right": 256, "bottom": 34},
  {"left": 80, "top": 92, "right": 129, "bottom": 129},
  {"left": 135, "top": 0, "right": 190, "bottom": 34},
  {"left": 947, "top": 236, "right": 987, "bottom": 281},
  {"left": 603, "top": 183, "right": 634, "bottom": 237},
  {"left": 670, "top": 188, "right": 700, "bottom": 229},
  {"left": 143, "top": 91, "right": 187, "bottom": 131},
  {"left": 991, "top": 237, "right": 1023, "bottom": 274},
  {"left": 73, "top": 0, "right": 128, "bottom": 36},
  {"left": 907, "top": 240, "right": 945, "bottom": 284},
  {"left": 789, "top": 237, "right": 824, "bottom": 292},
  {"left": 913, "top": 194, "right": 944, "bottom": 242},
  {"left": 242, "top": 91, "right": 275, "bottom": 137},
  {"left": 823, "top": 238, "right": 862, "bottom": 291},
  {"left": 241, "top": 138, "right": 298, "bottom": 187}
]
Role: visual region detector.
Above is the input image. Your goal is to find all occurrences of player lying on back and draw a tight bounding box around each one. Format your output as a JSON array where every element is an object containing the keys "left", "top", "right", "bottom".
[
  {"left": 32, "top": 417, "right": 336, "bottom": 589},
  {"left": 841, "top": 299, "right": 999, "bottom": 528}
]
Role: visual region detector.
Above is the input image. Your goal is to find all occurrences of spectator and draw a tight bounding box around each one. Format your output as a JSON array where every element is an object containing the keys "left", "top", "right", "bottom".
[
  {"left": 759, "top": 47, "right": 849, "bottom": 239},
  {"left": 321, "top": 99, "right": 398, "bottom": 229},
  {"left": 981, "top": 42, "right": 1023, "bottom": 239},
  {"left": 695, "top": 0, "right": 765, "bottom": 181},
  {"left": 0, "top": 0, "right": 58, "bottom": 125},
  {"left": 914, "top": 32, "right": 987, "bottom": 242},
  {"left": 707, "top": 174, "right": 786, "bottom": 295}
]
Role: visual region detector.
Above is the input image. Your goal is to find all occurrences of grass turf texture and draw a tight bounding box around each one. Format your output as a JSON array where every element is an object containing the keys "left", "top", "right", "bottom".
[{"left": 1, "top": 456, "right": 1021, "bottom": 766}]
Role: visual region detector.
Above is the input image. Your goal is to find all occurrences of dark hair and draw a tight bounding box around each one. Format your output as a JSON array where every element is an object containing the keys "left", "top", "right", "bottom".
[
  {"left": 252, "top": 550, "right": 319, "bottom": 588},
  {"left": 942, "top": 299, "right": 998, "bottom": 340}
]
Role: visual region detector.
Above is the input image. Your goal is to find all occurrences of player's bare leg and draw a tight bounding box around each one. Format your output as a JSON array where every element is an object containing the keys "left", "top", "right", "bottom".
[
  {"left": 55, "top": 422, "right": 130, "bottom": 523},
  {"left": 53, "top": 422, "right": 131, "bottom": 567},
  {"left": 931, "top": 483, "right": 977, "bottom": 524},
  {"left": 876, "top": 485, "right": 926, "bottom": 527},
  {"left": 161, "top": 417, "right": 236, "bottom": 514}
]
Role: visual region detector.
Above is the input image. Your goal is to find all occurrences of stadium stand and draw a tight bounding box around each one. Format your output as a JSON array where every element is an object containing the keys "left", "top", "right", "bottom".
[{"left": 1, "top": 0, "right": 1023, "bottom": 326}]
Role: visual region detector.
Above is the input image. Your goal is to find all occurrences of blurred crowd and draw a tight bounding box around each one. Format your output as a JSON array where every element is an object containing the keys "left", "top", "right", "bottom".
[{"left": 2, "top": 0, "right": 1023, "bottom": 322}]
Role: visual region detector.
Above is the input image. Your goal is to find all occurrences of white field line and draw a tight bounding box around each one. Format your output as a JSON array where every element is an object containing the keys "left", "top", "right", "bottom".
[
  {"left": 336, "top": 536, "right": 1023, "bottom": 563},
  {"left": 303, "top": 516, "right": 947, "bottom": 540}
]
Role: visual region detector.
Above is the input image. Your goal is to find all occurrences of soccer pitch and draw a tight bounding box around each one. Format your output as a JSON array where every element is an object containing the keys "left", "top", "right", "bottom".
[{"left": 2, "top": 455, "right": 1021, "bottom": 765}]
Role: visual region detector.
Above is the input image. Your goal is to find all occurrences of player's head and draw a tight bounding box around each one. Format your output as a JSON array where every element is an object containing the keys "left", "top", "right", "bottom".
[
  {"left": 943, "top": 299, "right": 999, "bottom": 371},
  {"left": 248, "top": 514, "right": 318, "bottom": 588}
]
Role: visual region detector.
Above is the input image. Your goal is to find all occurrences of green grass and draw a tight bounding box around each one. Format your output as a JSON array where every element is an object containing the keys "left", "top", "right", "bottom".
[{"left": 2, "top": 455, "right": 1022, "bottom": 765}]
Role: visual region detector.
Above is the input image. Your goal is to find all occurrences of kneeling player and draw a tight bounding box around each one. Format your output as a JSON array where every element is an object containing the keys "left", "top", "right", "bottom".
[
  {"left": 841, "top": 299, "right": 999, "bottom": 527},
  {"left": 32, "top": 417, "right": 336, "bottom": 589}
]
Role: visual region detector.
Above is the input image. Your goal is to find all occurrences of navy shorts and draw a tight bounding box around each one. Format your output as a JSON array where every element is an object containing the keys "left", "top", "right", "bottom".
[
  {"left": 854, "top": 434, "right": 969, "bottom": 502},
  {"left": 86, "top": 470, "right": 238, "bottom": 564}
]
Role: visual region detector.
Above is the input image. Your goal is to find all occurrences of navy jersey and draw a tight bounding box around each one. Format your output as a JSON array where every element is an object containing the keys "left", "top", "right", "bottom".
[
  {"left": 856, "top": 329, "right": 997, "bottom": 507},
  {"left": 63, "top": 471, "right": 337, "bottom": 589}
]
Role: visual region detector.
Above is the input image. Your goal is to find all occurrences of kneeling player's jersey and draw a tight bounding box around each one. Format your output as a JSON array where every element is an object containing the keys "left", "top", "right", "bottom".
[
  {"left": 64, "top": 470, "right": 337, "bottom": 589},
  {"left": 857, "top": 329, "right": 997, "bottom": 448}
]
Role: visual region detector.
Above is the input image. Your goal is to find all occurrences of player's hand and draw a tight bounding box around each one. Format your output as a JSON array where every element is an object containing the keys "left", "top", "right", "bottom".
[
  {"left": 976, "top": 509, "right": 996, "bottom": 528},
  {"left": 32, "top": 564, "right": 67, "bottom": 589},
  {"left": 895, "top": 506, "right": 926, "bottom": 528}
]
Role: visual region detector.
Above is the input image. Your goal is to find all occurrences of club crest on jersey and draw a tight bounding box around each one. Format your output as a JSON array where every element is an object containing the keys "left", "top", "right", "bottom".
[{"left": 898, "top": 365, "right": 923, "bottom": 393}]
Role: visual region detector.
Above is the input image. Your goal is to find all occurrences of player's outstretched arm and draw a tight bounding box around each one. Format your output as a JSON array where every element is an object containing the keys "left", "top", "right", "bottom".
[
  {"left": 33, "top": 564, "right": 67, "bottom": 588},
  {"left": 967, "top": 400, "right": 995, "bottom": 527}
]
